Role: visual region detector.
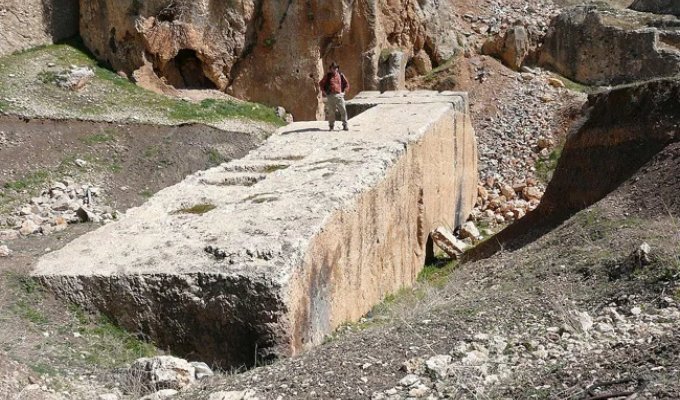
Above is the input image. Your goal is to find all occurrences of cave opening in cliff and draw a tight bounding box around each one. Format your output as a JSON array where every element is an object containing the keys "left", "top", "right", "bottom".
[{"left": 158, "top": 49, "right": 216, "bottom": 90}]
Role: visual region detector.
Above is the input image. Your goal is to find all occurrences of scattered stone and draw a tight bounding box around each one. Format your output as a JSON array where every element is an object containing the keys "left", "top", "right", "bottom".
[
  {"left": 459, "top": 221, "right": 481, "bottom": 240},
  {"left": 98, "top": 394, "right": 119, "bottom": 400},
  {"left": 74, "top": 158, "right": 88, "bottom": 168},
  {"left": 76, "top": 207, "right": 101, "bottom": 223},
  {"left": 547, "top": 77, "right": 565, "bottom": 88},
  {"left": 577, "top": 311, "right": 593, "bottom": 333},
  {"left": 522, "top": 186, "right": 543, "bottom": 201},
  {"left": 0, "top": 229, "right": 19, "bottom": 241},
  {"left": 128, "top": 356, "right": 196, "bottom": 393},
  {"left": 431, "top": 227, "right": 470, "bottom": 258},
  {"left": 425, "top": 355, "right": 452, "bottom": 379},
  {"left": 631, "top": 242, "right": 653, "bottom": 266},
  {"left": 19, "top": 220, "right": 40, "bottom": 236},
  {"left": 208, "top": 390, "right": 259, "bottom": 400},
  {"left": 139, "top": 389, "right": 179, "bottom": 400},
  {"left": 190, "top": 361, "right": 214, "bottom": 380},
  {"left": 399, "top": 374, "right": 421, "bottom": 387},
  {"left": 0, "top": 245, "right": 11, "bottom": 257}
]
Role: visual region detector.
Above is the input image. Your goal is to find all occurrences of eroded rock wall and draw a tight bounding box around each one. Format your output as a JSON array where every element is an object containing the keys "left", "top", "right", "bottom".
[
  {"left": 79, "top": 0, "right": 461, "bottom": 120},
  {"left": 32, "top": 92, "right": 477, "bottom": 367},
  {"left": 467, "top": 78, "right": 680, "bottom": 261},
  {"left": 538, "top": 5, "right": 680, "bottom": 85},
  {"left": 0, "top": 0, "right": 79, "bottom": 56},
  {"left": 630, "top": 0, "right": 680, "bottom": 16}
]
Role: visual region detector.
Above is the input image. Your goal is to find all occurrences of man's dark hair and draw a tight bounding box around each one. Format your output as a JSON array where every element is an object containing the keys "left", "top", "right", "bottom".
[{"left": 330, "top": 61, "right": 339, "bottom": 70}]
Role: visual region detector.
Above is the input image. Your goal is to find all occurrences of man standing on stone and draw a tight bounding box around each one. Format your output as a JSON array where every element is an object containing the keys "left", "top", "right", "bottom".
[{"left": 319, "top": 62, "right": 350, "bottom": 131}]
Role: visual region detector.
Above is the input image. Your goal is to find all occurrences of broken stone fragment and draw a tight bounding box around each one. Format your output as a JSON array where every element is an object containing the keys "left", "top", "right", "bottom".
[
  {"left": 128, "top": 356, "right": 196, "bottom": 393},
  {"left": 0, "top": 245, "right": 11, "bottom": 257},
  {"left": 459, "top": 221, "right": 481, "bottom": 240},
  {"left": 425, "top": 354, "right": 452, "bottom": 379},
  {"left": 0, "top": 230, "right": 19, "bottom": 241},
  {"left": 19, "top": 220, "right": 40, "bottom": 236},
  {"left": 76, "top": 207, "right": 101, "bottom": 223},
  {"left": 431, "top": 227, "right": 469, "bottom": 258}
]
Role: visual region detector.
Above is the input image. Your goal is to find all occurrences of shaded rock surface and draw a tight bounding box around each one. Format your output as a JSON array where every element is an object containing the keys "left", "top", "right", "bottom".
[
  {"left": 0, "top": 0, "right": 79, "bottom": 56},
  {"left": 538, "top": 5, "right": 680, "bottom": 85},
  {"left": 630, "top": 0, "right": 680, "bottom": 16},
  {"left": 33, "top": 92, "right": 477, "bottom": 368},
  {"left": 468, "top": 77, "right": 680, "bottom": 260}
]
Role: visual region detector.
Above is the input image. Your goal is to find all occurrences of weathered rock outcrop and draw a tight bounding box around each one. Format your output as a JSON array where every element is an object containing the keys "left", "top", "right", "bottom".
[
  {"left": 630, "top": 0, "right": 680, "bottom": 17},
  {"left": 33, "top": 91, "right": 477, "bottom": 368},
  {"left": 79, "top": 0, "right": 462, "bottom": 120},
  {"left": 467, "top": 78, "right": 680, "bottom": 260},
  {"left": 481, "top": 25, "right": 531, "bottom": 71},
  {"left": 0, "top": 0, "right": 78, "bottom": 56},
  {"left": 538, "top": 5, "right": 680, "bottom": 85}
]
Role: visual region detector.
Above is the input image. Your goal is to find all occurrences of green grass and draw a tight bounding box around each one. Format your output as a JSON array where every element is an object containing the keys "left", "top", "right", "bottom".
[
  {"left": 206, "top": 148, "right": 226, "bottom": 167},
  {"left": 172, "top": 203, "right": 216, "bottom": 215},
  {"left": 0, "top": 40, "right": 285, "bottom": 126},
  {"left": 169, "top": 98, "right": 283, "bottom": 125},
  {"left": 263, "top": 164, "right": 289, "bottom": 173},
  {"left": 80, "top": 316, "right": 157, "bottom": 367},
  {"left": 424, "top": 57, "right": 456, "bottom": 82},
  {"left": 3, "top": 170, "right": 50, "bottom": 191},
  {"left": 37, "top": 70, "right": 58, "bottom": 84},
  {"left": 81, "top": 130, "right": 116, "bottom": 145},
  {"left": 418, "top": 261, "right": 458, "bottom": 287},
  {"left": 535, "top": 146, "right": 563, "bottom": 184},
  {"left": 13, "top": 300, "right": 49, "bottom": 325},
  {"left": 143, "top": 145, "right": 161, "bottom": 158},
  {"left": 551, "top": 73, "right": 598, "bottom": 94},
  {"left": 139, "top": 189, "right": 154, "bottom": 199}
]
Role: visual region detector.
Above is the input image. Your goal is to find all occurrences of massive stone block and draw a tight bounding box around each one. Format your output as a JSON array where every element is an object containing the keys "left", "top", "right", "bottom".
[
  {"left": 33, "top": 91, "right": 477, "bottom": 368},
  {"left": 538, "top": 5, "right": 680, "bottom": 85}
]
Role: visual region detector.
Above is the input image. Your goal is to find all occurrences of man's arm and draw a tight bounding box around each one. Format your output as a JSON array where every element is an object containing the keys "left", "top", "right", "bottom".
[{"left": 342, "top": 73, "right": 350, "bottom": 94}]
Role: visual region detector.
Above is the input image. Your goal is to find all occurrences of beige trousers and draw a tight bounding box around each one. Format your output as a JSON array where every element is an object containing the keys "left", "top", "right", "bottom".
[{"left": 325, "top": 93, "right": 348, "bottom": 126}]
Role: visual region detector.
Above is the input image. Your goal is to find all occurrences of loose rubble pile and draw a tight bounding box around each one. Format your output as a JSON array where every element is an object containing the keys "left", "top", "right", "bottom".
[
  {"left": 371, "top": 298, "right": 680, "bottom": 399},
  {"left": 0, "top": 180, "right": 118, "bottom": 256}
]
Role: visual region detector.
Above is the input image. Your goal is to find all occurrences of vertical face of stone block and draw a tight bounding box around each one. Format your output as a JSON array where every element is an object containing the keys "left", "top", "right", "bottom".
[{"left": 33, "top": 91, "right": 477, "bottom": 368}]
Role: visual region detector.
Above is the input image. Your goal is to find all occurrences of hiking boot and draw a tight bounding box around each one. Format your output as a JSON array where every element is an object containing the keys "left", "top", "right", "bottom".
[
  {"left": 329, "top": 124, "right": 335, "bottom": 131},
  {"left": 343, "top": 123, "right": 349, "bottom": 131}
]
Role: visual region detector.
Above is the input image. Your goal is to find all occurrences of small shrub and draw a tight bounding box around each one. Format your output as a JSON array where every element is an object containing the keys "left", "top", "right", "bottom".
[
  {"left": 173, "top": 203, "right": 216, "bottom": 215},
  {"left": 535, "top": 146, "right": 563, "bottom": 183},
  {"left": 3, "top": 170, "right": 50, "bottom": 191},
  {"left": 37, "top": 70, "right": 58, "bottom": 84},
  {"left": 206, "top": 148, "right": 225, "bottom": 167},
  {"left": 81, "top": 131, "right": 116, "bottom": 145}
]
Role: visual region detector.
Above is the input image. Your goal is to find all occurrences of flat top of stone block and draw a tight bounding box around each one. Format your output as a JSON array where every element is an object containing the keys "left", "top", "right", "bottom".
[
  {"left": 348, "top": 91, "right": 468, "bottom": 113},
  {"left": 33, "top": 102, "right": 456, "bottom": 284}
]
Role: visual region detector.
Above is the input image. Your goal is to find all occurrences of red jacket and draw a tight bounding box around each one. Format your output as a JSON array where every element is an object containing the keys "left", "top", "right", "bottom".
[{"left": 319, "top": 71, "right": 350, "bottom": 95}]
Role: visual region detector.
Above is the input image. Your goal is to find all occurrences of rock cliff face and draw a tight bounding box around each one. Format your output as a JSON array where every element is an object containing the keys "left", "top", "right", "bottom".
[
  {"left": 79, "top": 0, "right": 461, "bottom": 120},
  {"left": 467, "top": 78, "right": 680, "bottom": 260},
  {"left": 538, "top": 5, "right": 680, "bottom": 85},
  {"left": 630, "top": 0, "right": 680, "bottom": 16},
  {"left": 0, "top": 0, "right": 79, "bottom": 56}
]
